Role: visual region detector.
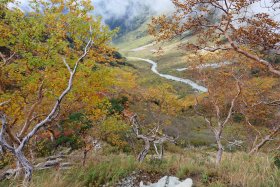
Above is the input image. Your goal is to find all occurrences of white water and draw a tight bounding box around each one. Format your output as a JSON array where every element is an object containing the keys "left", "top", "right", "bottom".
[{"left": 128, "top": 57, "right": 208, "bottom": 92}]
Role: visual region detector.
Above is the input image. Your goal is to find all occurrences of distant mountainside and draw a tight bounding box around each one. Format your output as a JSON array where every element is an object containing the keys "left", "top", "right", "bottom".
[
  {"left": 94, "top": 1, "right": 153, "bottom": 39},
  {"left": 105, "top": 10, "right": 150, "bottom": 39}
]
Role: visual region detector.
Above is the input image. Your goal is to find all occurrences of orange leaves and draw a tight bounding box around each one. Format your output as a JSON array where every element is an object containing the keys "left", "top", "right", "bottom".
[
  {"left": 148, "top": 14, "right": 182, "bottom": 41},
  {"left": 234, "top": 13, "right": 280, "bottom": 52}
]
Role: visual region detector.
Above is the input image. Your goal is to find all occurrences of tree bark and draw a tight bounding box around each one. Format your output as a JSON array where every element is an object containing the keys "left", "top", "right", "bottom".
[
  {"left": 215, "top": 133, "right": 223, "bottom": 165},
  {"left": 138, "top": 137, "right": 151, "bottom": 162},
  {"left": 14, "top": 151, "right": 33, "bottom": 186}
]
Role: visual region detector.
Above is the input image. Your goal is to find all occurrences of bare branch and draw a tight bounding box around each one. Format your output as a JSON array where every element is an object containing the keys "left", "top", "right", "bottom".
[
  {"left": 0, "top": 113, "right": 15, "bottom": 152},
  {"left": 129, "top": 113, "right": 176, "bottom": 162},
  {"left": 249, "top": 124, "right": 280, "bottom": 154},
  {"left": 62, "top": 58, "right": 72, "bottom": 73},
  {"left": 0, "top": 52, "right": 15, "bottom": 66},
  {"left": 245, "top": 116, "right": 262, "bottom": 137},
  {"left": 221, "top": 79, "right": 241, "bottom": 127},
  {"left": 203, "top": 46, "right": 232, "bottom": 52},
  {"left": 0, "top": 100, "right": 10, "bottom": 107}
]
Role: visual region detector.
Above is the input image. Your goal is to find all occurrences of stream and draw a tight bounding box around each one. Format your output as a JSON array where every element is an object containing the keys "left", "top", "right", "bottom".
[{"left": 127, "top": 57, "right": 208, "bottom": 92}]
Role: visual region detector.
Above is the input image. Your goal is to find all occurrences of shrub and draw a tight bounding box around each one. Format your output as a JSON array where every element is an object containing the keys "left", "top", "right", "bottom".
[
  {"left": 76, "top": 156, "right": 136, "bottom": 186},
  {"left": 108, "top": 96, "right": 128, "bottom": 114}
]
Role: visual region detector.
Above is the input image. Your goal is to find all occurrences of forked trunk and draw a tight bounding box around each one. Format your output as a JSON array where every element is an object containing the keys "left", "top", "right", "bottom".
[
  {"left": 15, "top": 151, "right": 33, "bottom": 186},
  {"left": 138, "top": 138, "right": 150, "bottom": 162},
  {"left": 154, "top": 143, "right": 164, "bottom": 159},
  {"left": 215, "top": 133, "right": 223, "bottom": 165}
]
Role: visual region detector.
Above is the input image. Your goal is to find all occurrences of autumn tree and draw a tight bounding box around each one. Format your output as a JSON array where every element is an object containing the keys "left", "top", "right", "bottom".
[
  {"left": 123, "top": 84, "right": 181, "bottom": 162},
  {"left": 194, "top": 69, "right": 241, "bottom": 164},
  {"left": 0, "top": 0, "right": 119, "bottom": 184},
  {"left": 149, "top": 0, "right": 280, "bottom": 156},
  {"left": 149, "top": 0, "right": 280, "bottom": 76},
  {"left": 236, "top": 75, "right": 280, "bottom": 154}
]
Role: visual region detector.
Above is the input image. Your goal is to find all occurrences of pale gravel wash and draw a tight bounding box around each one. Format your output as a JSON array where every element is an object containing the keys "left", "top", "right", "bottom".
[
  {"left": 176, "top": 61, "right": 232, "bottom": 72},
  {"left": 129, "top": 42, "right": 156, "bottom": 52},
  {"left": 127, "top": 57, "right": 208, "bottom": 92}
]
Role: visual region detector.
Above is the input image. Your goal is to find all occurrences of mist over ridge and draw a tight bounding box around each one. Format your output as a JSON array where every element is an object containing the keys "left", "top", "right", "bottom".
[
  {"left": 92, "top": 0, "right": 174, "bottom": 37},
  {"left": 93, "top": 0, "right": 174, "bottom": 20}
]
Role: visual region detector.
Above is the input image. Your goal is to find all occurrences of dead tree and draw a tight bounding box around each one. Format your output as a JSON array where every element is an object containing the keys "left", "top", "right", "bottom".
[
  {"left": 82, "top": 136, "right": 101, "bottom": 166},
  {"left": 129, "top": 114, "right": 177, "bottom": 162},
  {"left": 0, "top": 27, "right": 93, "bottom": 186}
]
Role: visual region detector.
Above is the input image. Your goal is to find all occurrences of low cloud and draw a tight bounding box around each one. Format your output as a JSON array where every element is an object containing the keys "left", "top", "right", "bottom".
[
  {"left": 92, "top": 0, "right": 174, "bottom": 21},
  {"left": 14, "top": 0, "right": 174, "bottom": 20}
]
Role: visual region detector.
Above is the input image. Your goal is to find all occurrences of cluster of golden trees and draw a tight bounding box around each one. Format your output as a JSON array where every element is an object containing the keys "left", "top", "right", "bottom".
[
  {"left": 0, "top": 0, "right": 280, "bottom": 185},
  {"left": 0, "top": 0, "right": 137, "bottom": 184},
  {"left": 150, "top": 0, "right": 280, "bottom": 164}
]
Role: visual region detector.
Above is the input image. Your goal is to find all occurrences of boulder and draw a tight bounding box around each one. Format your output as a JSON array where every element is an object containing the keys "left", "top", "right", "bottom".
[{"left": 140, "top": 176, "right": 193, "bottom": 187}]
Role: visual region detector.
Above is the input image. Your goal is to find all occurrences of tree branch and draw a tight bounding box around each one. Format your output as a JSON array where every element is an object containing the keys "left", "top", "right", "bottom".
[
  {"left": 249, "top": 124, "right": 280, "bottom": 154},
  {"left": 225, "top": 34, "right": 280, "bottom": 76},
  {"left": 0, "top": 113, "right": 15, "bottom": 152},
  {"left": 0, "top": 52, "right": 15, "bottom": 66},
  {"left": 0, "top": 100, "right": 10, "bottom": 107},
  {"left": 221, "top": 79, "right": 241, "bottom": 127},
  {"left": 16, "top": 34, "right": 93, "bottom": 152}
]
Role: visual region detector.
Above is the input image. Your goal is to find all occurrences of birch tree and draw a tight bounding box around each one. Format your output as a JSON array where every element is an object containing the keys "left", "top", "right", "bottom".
[
  {"left": 194, "top": 72, "right": 241, "bottom": 164},
  {"left": 0, "top": 0, "right": 116, "bottom": 185}
]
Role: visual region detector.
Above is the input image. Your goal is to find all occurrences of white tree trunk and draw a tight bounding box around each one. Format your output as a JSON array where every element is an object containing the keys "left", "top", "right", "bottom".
[
  {"left": 14, "top": 151, "right": 33, "bottom": 186},
  {"left": 215, "top": 132, "right": 223, "bottom": 165},
  {"left": 138, "top": 138, "right": 151, "bottom": 162}
]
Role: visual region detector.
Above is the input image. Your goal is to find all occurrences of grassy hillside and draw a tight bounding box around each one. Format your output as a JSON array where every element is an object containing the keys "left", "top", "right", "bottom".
[
  {"left": 113, "top": 21, "right": 208, "bottom": 82},
  {"left": 2, "top": 1, "right": 280, "bottom": 187},
  {"left": 2, "top": 18, "right": 279, "bottom": 187},
  {"left": 2, "top": 148, "right": 280, "bottom": 187},
  {"left": 113, "top": 19, "right": 154, "bottom": 51}
]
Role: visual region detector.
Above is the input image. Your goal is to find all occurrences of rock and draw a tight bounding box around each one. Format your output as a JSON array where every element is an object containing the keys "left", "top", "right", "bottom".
[
  {"left": 175, "top": 178, "right": 193, "bottom": 187},
  {"left": 115, "top": 171, "right": 137, "bottom": 187},
  {"left": 140, "top": 176, "right": 193, "bottom": 187}
]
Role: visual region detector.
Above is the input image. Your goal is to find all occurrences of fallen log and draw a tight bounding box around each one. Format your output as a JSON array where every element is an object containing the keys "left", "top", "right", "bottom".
[{"left": 0, "top": 154, "right": 73, "bottom": 181}]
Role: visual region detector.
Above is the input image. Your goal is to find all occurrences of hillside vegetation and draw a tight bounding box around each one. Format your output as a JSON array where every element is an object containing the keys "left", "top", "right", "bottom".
[{"left": 1, "top": 0, "right": 280, "bottom": 187}]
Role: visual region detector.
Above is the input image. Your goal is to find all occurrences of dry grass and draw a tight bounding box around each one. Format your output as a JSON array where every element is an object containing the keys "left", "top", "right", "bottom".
[{"left": 1, "top": 149, "right": 279, "bottom": 187}]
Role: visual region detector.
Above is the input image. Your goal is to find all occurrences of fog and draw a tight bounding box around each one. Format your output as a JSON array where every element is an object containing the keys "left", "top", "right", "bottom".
[
  {"left": 92, "top": 0, "right": 174, "bottom": 20},
  {"left": 13, "top": 0, "right": 174, "bottom": 20}
]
